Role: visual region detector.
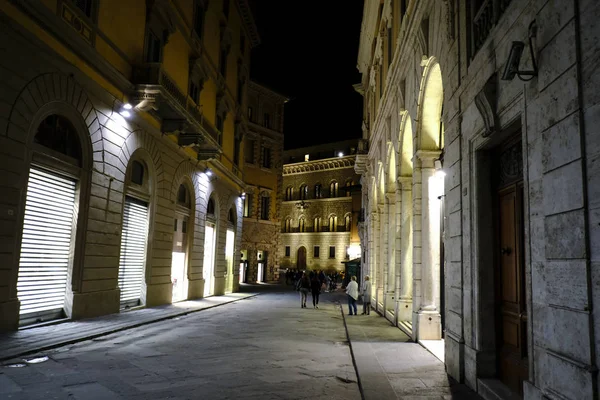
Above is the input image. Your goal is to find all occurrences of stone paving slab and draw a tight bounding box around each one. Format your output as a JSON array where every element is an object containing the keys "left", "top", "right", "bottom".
[
  {"left": 341, "top": 305, "right": 482, "bottom": 400},
  {"left": 0, "top": 290, "right": 361, "bottom": 400},
  {"left": 0, "top": 292, "right": 256, "bottom": 362}
]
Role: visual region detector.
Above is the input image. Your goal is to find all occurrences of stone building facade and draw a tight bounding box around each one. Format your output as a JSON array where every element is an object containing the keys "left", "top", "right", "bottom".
[
  {"left": 0, "top": 0, "right": 258, "bottom": 332},
  {"left": 280, "top": 141, "right": 362, "bottom": 273},
  {"left": 240, "top": 82, "right": 287, "bottom": 283},
  {"left": 356, "top": 0, "right": 600, "bottom": 398}
]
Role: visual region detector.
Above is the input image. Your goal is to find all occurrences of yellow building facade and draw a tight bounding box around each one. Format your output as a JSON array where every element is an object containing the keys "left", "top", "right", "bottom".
[{"left": 0, "top": 0, "right": 258, "bottom": 331}]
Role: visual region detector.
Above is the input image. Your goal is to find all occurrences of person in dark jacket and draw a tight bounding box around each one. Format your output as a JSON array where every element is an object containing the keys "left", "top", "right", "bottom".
[
  {"left": 298, "top": 273, "right": 311, "bottom": 308},
  {"left": 310, "top": 275, "right": 321, "bottom": 309}
]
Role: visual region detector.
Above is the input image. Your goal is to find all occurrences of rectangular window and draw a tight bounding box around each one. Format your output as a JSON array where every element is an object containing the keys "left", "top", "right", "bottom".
[
  {"left": 245, "top": 139, "right": 255, "bottom": 163},
  {"left": 193, "top": 3, "right": 204, "bottom": 37},
  {"left": 260, "top": 196, "right": 270, "bottom": 220},
  {"left": 216, "top": 114, "right": 224, "bottom": 145},
  {"left": 223, "top": 0, "right": 230, "bottom": 17},
  {"left": 71, "top": 0, "right": 93, "bottom": 18},
  {"left": 329, "top": 246, "right": 335, "bottom": 259},
  {"left": 285, "top": 246, "right": 290, "bottom": 257},
  {"left": 189, "top": 81, "right": 200, "bottom": 104},
  {"left": 237, "top": 79, "right": 244, "bottom": 104},
  {"left": 261, "top": 146, "right": 271, "bottom": 169},
  {"left": 263, "top": 113, "right": 270, "bottom": 129},
  {"left": 240, "top": 34, "right": 246, "bottom": 54},
  {"left": 248, "top": 106, "right": 253, "bottom": 121},
  {"left": 220, "top": 49, "right": 228, "bottom": 77},
  {"left": 243, "top": 193, "right": 253, "bottom": 217},
  {"left": 313, "top": 246, "right": 320, "bottom": 258},
  {"left": 146, "top": 31, "right": 161, "bottom": 62},
  {"left": 234, "top": 137, "right": 241, "bottom": 166}
]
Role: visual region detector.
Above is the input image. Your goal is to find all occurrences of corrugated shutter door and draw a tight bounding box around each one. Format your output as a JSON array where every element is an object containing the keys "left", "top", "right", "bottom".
[
  {"left": 17, "top": 168, "right": 76, "bottom": 319},
  {"left": 119, "top": 196, "right": 149, "bottom": 307}
]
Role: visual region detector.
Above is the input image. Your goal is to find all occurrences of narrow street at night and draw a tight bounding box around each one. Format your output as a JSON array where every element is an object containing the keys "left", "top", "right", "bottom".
[{"left": 0, "top": 286, "right": 480, "bottom": 400}]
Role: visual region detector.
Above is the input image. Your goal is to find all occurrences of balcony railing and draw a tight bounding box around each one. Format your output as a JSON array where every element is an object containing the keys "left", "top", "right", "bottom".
[{"left": 471, "top": 0, "right": 512, "bottom": 56}]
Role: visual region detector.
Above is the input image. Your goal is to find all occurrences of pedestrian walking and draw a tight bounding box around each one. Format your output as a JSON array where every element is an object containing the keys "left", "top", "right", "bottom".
[
  {"left": 298, "top": 272, "right": 311, "bottom": 308},
  {"left": 310, "top": 275, "right": 321, "bottom": 309},
  {"left": 361, "top": 275, "right": 372, "bottom": 315},
  {"left": 346, "top": 276, "right": 359, "bottom": 315}
]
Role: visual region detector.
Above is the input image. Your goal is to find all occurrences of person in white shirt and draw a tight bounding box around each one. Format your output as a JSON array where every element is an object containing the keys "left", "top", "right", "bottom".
[
  {"left": 361, "top": 275, "right": 372, "bottom": 315},
  {"left": 346, "top": 276, "right": 359, "bottom": 315}
]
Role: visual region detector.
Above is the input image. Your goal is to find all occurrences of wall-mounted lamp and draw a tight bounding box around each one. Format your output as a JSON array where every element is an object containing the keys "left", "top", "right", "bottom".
[
  {"left": 501, "top": 21, "right": 538, "bottom": 81},
  {"left": 434, "top": 159, "right": 446, "bottom": 178},
  {"left": 338, "top": 152, "right": 344, "bottom": 157},
  {"left": 205, "top": 168, "right": 213, "bottom": 178},
  {"left": 119, "top": 103, "right": 133, "bottom": 118},
  {"left": 241, "top": 192, "right": 246, "bottom": 199}
]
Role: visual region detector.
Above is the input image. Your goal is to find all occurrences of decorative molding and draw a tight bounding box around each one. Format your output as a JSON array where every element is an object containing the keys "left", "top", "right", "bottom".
[{"left": 283, "top": 156, "right": 356, "bottom": 176}]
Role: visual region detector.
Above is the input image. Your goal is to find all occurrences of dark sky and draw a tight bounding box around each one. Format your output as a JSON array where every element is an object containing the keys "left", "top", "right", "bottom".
[{"left": 248, "top": 1, "right": 364, "bottom": 150}]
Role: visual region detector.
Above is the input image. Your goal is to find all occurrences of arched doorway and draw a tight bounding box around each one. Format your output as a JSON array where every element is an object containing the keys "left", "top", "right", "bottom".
[
  {"left": 171, "top": 183, "right": 192, "bottom": 303},
  {"left": 225, "top": 207, "right": 236, "bottom": 292},
  {"left": 119, "top": 156, "right": 153, "bottom": 308},
  {"left": 17, "top": 114, "right": 85, "bottom": 325},
  {"left": 203, "top": 196, "right": 217, "bottom": 296},
  {"left": 297, "top": 246, "right": 307, "bottom": 270}
]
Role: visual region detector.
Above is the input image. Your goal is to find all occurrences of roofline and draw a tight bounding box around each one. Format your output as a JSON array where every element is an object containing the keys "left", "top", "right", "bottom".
[{"left": 237, "top": 0, "right": 261, "bottom": 48}]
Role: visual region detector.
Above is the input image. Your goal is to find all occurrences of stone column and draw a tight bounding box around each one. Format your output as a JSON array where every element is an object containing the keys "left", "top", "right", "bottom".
[
  {"left": 385, "top": 193, "right": 396, "bottom": 314},
  {"left": 416, "top": 150, "right": 442, "bottom": 340},
  {"left": 378, "top": 206, "right": 386, "bottom": 310},
  {"left": 368, "top": 211, "right": 378, "bottom": 303},
  {"left": 398, "top": 176, "right": 413, "bottom": 322}
]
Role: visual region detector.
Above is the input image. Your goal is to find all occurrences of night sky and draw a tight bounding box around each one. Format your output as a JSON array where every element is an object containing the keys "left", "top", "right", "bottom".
[{"left": 248, "top": 1, "right": 365, "bottom": 150}]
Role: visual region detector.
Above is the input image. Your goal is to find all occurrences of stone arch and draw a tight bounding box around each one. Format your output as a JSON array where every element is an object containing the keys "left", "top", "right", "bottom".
[
  {"left": 416, "top": 57, "right": 444, "bottom": 151},
  {"left": 377, "top": 162, "right": 385, "bottom": 205},
  {"left": 118, "top": 129, "right": 165, "bottom": 193},
  {"left": 398, "top": 110, "right": 414, "bottom": 177},
  {"left": 9, "top": 73, "right": 96, "bottom": 172},
  {"left": 169, "top": 160, "right": 202, "bottom": 206},
  {"left": 386, "top": 143, "right": 397, "bottom": 192}
]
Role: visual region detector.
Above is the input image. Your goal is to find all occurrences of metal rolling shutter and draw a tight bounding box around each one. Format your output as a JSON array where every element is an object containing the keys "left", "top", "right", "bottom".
[
  {"left": 17, "top": 168, "right": 76, "bottom": 320},
  {"left": 119, "top": 196, "right": 149, "bottom": 307}
]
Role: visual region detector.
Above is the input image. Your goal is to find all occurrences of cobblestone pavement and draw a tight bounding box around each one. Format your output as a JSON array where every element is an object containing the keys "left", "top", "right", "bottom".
[{"left": 0, "top": 288, "right": 360, "bottom": 400}]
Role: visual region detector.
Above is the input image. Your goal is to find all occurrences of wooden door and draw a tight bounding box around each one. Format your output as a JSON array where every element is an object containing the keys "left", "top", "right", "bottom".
[
  {"left": 297, "top": 247, "right": 307, "bottom": 269},
  {"left": 497, "top": 184, "right": 528, "bottom": 396}
]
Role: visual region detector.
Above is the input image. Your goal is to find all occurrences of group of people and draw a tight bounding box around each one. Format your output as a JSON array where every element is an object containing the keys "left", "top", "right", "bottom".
[
  {"left": 295, "top": 270, "right": 328, "bottom": 308},
  {"left": 345, "top": 275, "right": 371, "bottom": 316}
]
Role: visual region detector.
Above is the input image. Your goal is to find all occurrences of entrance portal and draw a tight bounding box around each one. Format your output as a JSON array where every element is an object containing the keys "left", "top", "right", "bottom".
[
  {"left": 297, "top": 246, "right": 307, "bottom": 270},
  {"left": 495, "top": 140, "right": 528, "bottom": 396}
]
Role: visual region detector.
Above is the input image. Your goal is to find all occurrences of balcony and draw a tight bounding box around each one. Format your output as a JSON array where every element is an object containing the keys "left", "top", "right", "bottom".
[{"left": 132, "top": 63, "right": 221, "bottom": 160}]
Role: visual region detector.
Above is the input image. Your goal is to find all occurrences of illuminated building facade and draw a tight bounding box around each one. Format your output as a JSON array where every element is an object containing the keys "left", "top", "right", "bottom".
[
  {"left": 356, "top": 0, "right": 600, "bottom": 398},
  {"left": 0, "top": 0, "right": 258, "bottom": 331},
  {"left": 280, "top": 140, "right": 362, "bottom": 273}
]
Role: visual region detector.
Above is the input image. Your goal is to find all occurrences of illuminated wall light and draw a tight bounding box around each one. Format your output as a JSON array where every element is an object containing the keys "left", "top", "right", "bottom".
[
  {"left": 119, "top": 110, "right": 131, "bottom": 118},
  {"left": 123, "top": 103, "right": 133, "bottom": 110},
  {"left": 338, "top": 152, "right": 344, "bottom": 157}
]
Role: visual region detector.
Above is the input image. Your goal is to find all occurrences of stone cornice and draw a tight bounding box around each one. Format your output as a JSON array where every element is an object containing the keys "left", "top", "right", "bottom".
[
  {"left": 281, "top": 197, "right": 353, "bottom": 205},
  {"left": 283, "top": 156, "right": 356, "bottom": 176},
  {"left": 249, "top": 81, "right": 289, "bottom": 103},
  {"left": 236, "top": 0, "right": 260, "bottom": 47}
]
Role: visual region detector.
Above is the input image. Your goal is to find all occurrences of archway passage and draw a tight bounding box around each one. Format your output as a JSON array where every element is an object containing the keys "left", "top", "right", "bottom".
[
  {"left": 171, "top": 184, "right": 192, "bottom": 303},
  {"left": 297, "top": 247, "right": 307, "bottom": 270},
  {"left": 17, "top": 115, "right": 83, "bottom": 325}
]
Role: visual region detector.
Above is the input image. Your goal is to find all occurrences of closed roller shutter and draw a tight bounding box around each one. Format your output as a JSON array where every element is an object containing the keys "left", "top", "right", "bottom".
[
  {"left": 119, "top": 196, "right": 149, "bottom": 307},
  {"left": 17, "top": 167, "right": 76, "bottom": 323}
]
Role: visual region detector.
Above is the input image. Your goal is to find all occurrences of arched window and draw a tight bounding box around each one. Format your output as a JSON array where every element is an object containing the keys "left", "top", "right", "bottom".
[
  {"left": 177, "top": 184, "right": 190, "bottom": 207},
  {"left": 34, "top": 114, "right": 82, "bottom": 165},
  {"left": 299, "top": 217, "right": 305, "bottom": 233},
  {"left": 299, "top": 184, "right": 308, "bottom": 200},
  {"left": 17, "top": 114, "right": 85, "bottom": 323},
  {"left": 314, "top": 216, "right": 322, "bottom": 232},
  {"left": 207, "top": 198, "right": 216, "bottom": 215},
  {"left": 285, "top": 186, "right": 293, "bottom": 201},
  {"left": 328, "top": 215, "right": 338, "bottom": 232},
  {"left": 345, "top": 179, "right": 354, "bottom": 197},
  {"left": 314, "top": 183, "right": 322, "bottom": 199},
  {"left": 284, "top": 218, "right": 292, "bottom": 233},
  {"left": 329, "top": 181, "right": 338, "bottom": 198},
  {"left": 345, "top": 214, "right": 351, "bottom": 232},
  {"left": 228, "top": 208, "right": 235, "bottom": 223},
  {"left": 260, "top": 191, "right": 270, "bottom": 220}
]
